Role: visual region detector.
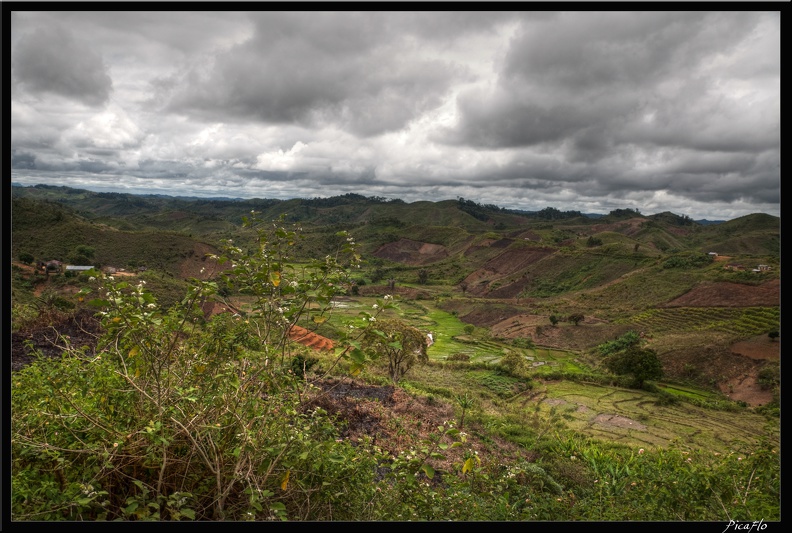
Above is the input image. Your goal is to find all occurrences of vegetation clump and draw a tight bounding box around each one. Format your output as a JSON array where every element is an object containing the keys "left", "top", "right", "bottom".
[
  {"left": 362, "top": 317, "right": 428, "bottom": 383},
  {"left": 596, "top": 331, "right": 663, "bottom": 389}
]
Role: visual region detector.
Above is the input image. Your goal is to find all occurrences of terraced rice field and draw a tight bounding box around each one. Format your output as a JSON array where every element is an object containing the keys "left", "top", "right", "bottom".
[
  {"left": 533, "top": 380, "right": 768, "bottom": 451},
  {"left": 622, "top": 306, "right": 779, "bottom": 337}
]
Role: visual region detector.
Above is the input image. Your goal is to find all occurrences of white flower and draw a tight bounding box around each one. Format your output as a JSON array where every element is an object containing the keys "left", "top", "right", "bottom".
[
  {"left": 89, "top": 276, "right": 96, "bottom": 282},
  {"left": 369, "top": 317, "right": 376, "bottom": 322},
  {"left": 108, "top": 276, "right": 115, "bottom": 281},
  {"left": 147, "top": 304, "right": 156, "bottom": 309},
  {"left": 372, "top": 304, "right": 379, "bottom": 309},
  {"left": 384, "top": 294, "right": 392, "bottom": 300},
  {"left": 638, "top": 448, "right": 645, "bottom": 454}
]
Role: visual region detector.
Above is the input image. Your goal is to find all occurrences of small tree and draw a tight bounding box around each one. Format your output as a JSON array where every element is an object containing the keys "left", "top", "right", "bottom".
[
  {"left": 499, "top": 351, "right": 528, "bottom": 377},
  {"left": 567, "top": 313, "right": 584, "bottom": 326},
  {"left": 768, "top": 330, "right": 779, "bottom": 342},
  {"left": 455, "top": 393, "right": 476, "bottom": 430},
  {"left": 362, "top": 318, "right": 428, "bottom": 383},
  {"left": 19, "top": 252, "right": 35, "bottom": 265},
  {"left": 69, "top": 245, "right": 96, "bottom": 265},
  {"left": 604, "top": 347, "right": 663, "bottom": 389},
  {"left": 549, "top": 315, "right": 559, "bottom": 326},
  {"left": 417, "top": 269, "right": 429, "bottom": 285}
]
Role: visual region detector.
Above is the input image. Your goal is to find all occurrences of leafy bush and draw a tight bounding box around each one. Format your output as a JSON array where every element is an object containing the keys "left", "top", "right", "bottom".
[
  {"left": 757, "top": 362, "right": 780, "bottom": 391},
  {"left": 362, "top": 318, "right": 428, "bottom": 383},
  {"left": 604, "top": 347, "right": 663, "bottom": 388},
  {"left": 511, "top": 337, "right": 534, "bottom": 349},
  {"left": 11, "top": 215, "right": 391, "bottom": 521},
  {"left": 596, "top": 330, "right": 641, "bottom": 357},
  {"left": 662, "top": 252, "right": 713, "bottom": 269}
]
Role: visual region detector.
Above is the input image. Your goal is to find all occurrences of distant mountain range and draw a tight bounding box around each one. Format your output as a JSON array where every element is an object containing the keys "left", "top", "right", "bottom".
[{"left": 10, "top": 182, "right": 727, "bottom": 224}]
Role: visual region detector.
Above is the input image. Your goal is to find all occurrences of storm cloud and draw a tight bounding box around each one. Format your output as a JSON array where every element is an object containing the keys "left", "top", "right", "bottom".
[
  {"left": 9, "top": 10, "right": 780, "bottom": 220},
  {"left": 12, "top": 22, "right": 113, "bottom": 106}
]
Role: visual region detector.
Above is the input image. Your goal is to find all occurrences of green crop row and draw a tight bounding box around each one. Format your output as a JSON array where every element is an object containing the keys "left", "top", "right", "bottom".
[{"left": 623, "top": 307, "right": 779, "bottom": 337}]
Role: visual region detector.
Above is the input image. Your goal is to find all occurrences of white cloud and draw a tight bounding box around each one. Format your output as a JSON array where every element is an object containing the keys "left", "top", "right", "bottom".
[{"left": 9, "top": 10, "right": 780, "bottom": 220}]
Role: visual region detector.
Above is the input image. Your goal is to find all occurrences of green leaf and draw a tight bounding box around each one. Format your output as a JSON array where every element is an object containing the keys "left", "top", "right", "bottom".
[
  {"left": 350, "top": 348, "right": 366, "bottom": 364},
  {"left": 180, "top": 508, "right": 196, "bottom": 520},
  {"left": 421, "top": 464, "right": 435, "bottom": 479}
]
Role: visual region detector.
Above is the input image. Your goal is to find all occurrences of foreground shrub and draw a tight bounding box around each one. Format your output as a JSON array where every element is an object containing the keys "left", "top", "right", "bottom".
[{"left": 11, "top": 216, "right": 385, "bottom": 521}]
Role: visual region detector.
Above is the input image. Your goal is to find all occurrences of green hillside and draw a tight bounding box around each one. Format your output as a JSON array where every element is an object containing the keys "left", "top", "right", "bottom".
[{"left": 10, "top": 185, "right": 780, "bottom": 521}]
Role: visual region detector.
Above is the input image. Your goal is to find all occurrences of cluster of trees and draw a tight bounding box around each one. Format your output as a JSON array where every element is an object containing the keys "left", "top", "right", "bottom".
[
  {"left": 456, "top": 197, "right": 504, "bottom": 221},
  {"left": 606, "top": 208, "right": 642, "bottom": 219},
  {"left": 662, "top": 252, "right": 714, "bottom": 269},
  {"left": 596, "top": 331, "right": 663, "bottom": 388},
  {"left": 530, "top": 207, "right": 583, "bottom": 220},
  {"left": 547, "top": 313, "right": 584, "bottom": 326}
]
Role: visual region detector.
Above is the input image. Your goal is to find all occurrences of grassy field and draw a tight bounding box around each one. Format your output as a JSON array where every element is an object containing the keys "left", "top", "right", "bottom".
[{"left": 311, "top": 294, "right": 768, "bottom": 454}]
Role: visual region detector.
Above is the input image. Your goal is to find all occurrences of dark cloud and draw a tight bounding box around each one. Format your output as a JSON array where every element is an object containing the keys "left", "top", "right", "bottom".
[
  {"left": 12, "top": 23, "right": 113, "bottom": 106},
  {"left": 446, "top": 12, "right": 776, "bottom": 151},
  {"left": 8, "top": 11, "right": 780, "bottom": 220},
  {"left": 11, "top": 150, "right": 37, "bottom": 169},
  {"left": 163, "top": 13, "right": 470, "bottom": 136}
]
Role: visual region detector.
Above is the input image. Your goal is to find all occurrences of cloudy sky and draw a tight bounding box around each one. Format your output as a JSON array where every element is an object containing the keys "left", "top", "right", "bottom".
[{"left": 10, "top": 10, "right": 780, "bottom": 220}]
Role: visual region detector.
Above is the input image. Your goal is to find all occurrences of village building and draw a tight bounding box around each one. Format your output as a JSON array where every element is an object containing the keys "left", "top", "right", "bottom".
[{"left": 65, "top": 265, "right": 95, "bottom": 272}]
